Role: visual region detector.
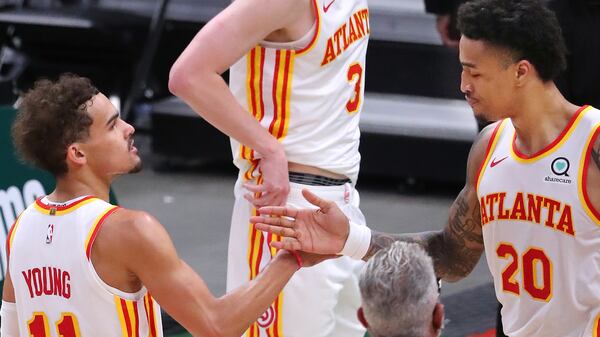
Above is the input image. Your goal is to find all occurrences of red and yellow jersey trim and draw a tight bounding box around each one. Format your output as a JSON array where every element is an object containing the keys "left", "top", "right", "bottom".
[
  {"left": 241, "top": 47, "right": 295, "bottom": 182},
  {"left": 245, "top": 173, "right": 284, "bottom": 337},
  {"left": 475, "top": 120, "right": 507, "bottom": 195},
  {"left": 269, "top": 50, "right": 295, "bottom": 141},
  {"left": 85, "top": 205, "right": 121, "bottom": 259},
  {"left": 578, "top": 122, "right": 600, "bottom": 226},
  {"left": 510, "top": 105, "right": 591, "bottom": 163},
  {"left": 143, "top": 293, "right": 160, "bottom": 337},
  {"left": 114, "top": 296, "right": 141, "bottom": 337},
  {"left": 593, "top": 313, "right": 600, "bottom": 337},
  {"left": 34, "top": 196, "right": 97, "bottom": 216},
  {"left": 6, "top": 211, "right": 25, "bottom": 258},
  {"left": 241, "top": 46, "right": 266, "bottom": 181},
  {"left": 295, "top": 0, "right": 321, "bottom": 56}
]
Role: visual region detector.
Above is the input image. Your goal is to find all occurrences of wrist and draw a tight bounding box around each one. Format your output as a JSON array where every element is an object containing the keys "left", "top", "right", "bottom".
[
  {"left": 256, "top": 139, "right": 285, "bottom": 159},
  {"left": 339, "top": 221, "right": 371, "bottom": 260},
  {"left": 274, "top": 251, "right": 301, "bottom": 271}
]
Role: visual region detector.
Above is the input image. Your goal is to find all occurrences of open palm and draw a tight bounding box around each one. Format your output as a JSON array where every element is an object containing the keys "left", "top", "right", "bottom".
[{"left": 250, "top": 189, "right": 350, "bottom": 255}]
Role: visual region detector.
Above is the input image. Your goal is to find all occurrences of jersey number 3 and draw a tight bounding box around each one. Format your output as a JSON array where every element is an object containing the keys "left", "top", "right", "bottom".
[
  {"left": 497, "top": 243, "right": 552, "bottom": 301},
  {"left": 28, "top": 312, "right": 81, "bottom": 337},
  {"left": 346, "top": 63, "right": 363, "bottom": 114}
]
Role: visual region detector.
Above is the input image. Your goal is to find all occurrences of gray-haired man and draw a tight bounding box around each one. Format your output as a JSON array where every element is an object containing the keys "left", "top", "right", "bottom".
[{"left": 357, "top": 242, "right": 444, "bottom": 337}]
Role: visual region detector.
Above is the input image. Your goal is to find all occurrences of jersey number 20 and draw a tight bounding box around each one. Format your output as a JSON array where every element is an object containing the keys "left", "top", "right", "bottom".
[{"left": 497, "top": 243, "right": 552, "bottom": 301}]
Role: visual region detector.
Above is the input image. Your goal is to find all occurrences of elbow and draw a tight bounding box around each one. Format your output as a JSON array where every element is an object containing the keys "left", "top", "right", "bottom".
[
  {"left": 441, "top": 273, "right": 468, "bottom": 283},
  {"left": 168, "top": 62, "right": 191, "bottom": 98},
  {"left": 438, "top": 263, "right": 476, "bottom": 283}
]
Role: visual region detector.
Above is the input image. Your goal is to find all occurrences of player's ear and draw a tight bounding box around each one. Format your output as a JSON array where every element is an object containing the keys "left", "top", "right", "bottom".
[
  {"left": 514, "top": 59, "right": 532, "bottom": 87},
  {"left": 432, "top": 302, "right": 445, "bottom": 333},
  {"left": 66, "top": 143, "right": 86, "bottom": 167},
  {"left": 357, "top": 307, "right": 369, "bottom": 328}
]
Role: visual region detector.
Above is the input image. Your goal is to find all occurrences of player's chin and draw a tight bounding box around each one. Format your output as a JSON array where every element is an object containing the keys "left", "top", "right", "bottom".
[
  {"left": 128, "top": 157, "right": 143, "bottom": 174},
  {"left": 472, "top": 107, "right": 490, "bottom": 121}
]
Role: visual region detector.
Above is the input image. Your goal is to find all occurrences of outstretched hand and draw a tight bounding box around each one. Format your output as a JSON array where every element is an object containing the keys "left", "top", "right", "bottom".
[{"left": 250, "top": 189, "right": 350, "bottom": 254}]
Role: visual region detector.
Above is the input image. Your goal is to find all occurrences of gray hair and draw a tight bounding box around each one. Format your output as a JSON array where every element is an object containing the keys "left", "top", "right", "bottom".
[{"left": 359, "top": 241, "right": 438, "bottom": 337}]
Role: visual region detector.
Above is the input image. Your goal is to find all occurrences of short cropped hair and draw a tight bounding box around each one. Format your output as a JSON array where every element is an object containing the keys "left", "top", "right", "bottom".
[
  {"left": 457, "top": 0, "right": 567, "bottom": 82},
  {"left": 359, "top": 242, "right": 438, "bottom": 337},
  {"left": 12, "top": 74, "right": 99, "bottom": 176}
]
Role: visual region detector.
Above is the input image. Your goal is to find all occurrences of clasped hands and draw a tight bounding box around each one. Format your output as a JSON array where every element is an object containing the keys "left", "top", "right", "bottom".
[{"left": 249, "top": 189, "right": 352, "bottom": 265}]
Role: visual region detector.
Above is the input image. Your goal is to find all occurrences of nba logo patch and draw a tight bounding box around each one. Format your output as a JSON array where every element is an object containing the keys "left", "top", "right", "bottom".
[{"left": 46, "top": 224, "right": 54, "bottom": 244}]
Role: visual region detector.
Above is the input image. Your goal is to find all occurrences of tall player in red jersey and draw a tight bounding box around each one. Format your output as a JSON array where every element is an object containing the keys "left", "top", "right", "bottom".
[
  {"left": 252, "top": 1, "right": 600, "bottom": 336},
  {"left": 0, "top": 75, "right": 329, "bottom": 337}
]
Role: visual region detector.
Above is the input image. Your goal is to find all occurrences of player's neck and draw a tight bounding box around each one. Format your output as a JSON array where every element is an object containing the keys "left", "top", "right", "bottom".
[
  {"left": 511, "top": 84, "right": 579, "bottom": 156},
  {"left": 50, "top": 172, "right": 111, "bottom": 203}
]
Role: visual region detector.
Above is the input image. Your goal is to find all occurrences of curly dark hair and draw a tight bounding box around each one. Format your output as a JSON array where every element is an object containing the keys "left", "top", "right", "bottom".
[
  {"left": 457, "top": 0, "right": 567, "bottom": 82},
  {"left": 12, "top": 74, "right": 99, "bottom": 176}
]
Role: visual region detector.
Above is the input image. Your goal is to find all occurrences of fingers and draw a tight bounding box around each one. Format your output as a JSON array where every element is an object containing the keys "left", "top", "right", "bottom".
[
  {"left": 250, "top": 215, "right": 295, "bottom": 228},
  {"left": 244, "top": 192, "right": 287, "bottom": 208},
  {"left": 243, "top": 182, "right": 289, "bottom": 207},
  {"left": 254, "top": 223, "right": 297, "bottom": 238},
  {"left": 301, "top": 189, "right": 334, "bottom": 212},
  {"left": 242, "top": 182, "right": 267, "bottom": 193},
  {"left": 270, "top": 238, "right": 301, "bottom": 251},
  {"left": 256, "top": 206, "right": 298, "bottom": 218}
]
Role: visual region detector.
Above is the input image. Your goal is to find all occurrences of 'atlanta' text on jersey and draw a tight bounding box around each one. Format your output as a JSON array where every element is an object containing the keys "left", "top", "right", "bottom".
[
  {"left": 321, "top": 8, "right": 369, "bottom": 66},
  {"left": 479, "top": 191, "right": 574, "bottom": 236}
]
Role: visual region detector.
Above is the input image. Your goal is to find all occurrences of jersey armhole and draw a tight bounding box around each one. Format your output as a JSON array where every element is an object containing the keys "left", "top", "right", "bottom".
[
  {"left": 85, "top": 206, "right": 121, "bottom": 260},
  {"left": 578, "top": 123, "right": 600, "bottom": 225},
  {"left": 295, "top": 0, "right": 321, "bottom": 55},
  {"left": 84, "top": 206, "right": 147, "bottom": 301},
  {"left": 5, "top": 211, "right": 25, "bottom": 259}
]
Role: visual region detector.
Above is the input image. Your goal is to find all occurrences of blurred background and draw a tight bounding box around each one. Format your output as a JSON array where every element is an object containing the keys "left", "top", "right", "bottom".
[{"left": 0, "top": 1, "right": 497, "bottom": 336}]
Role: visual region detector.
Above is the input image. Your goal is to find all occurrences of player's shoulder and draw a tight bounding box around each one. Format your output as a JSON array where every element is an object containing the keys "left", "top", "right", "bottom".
[
  {"left": 231, "top": 0, "right": 309, "bottom": 16},
  {"left": 469, "top": 121, "right": 503, "bottom": 163},
  {"left": 465, "top": 120, "right": 504, "bottom": 183},
  {"left": 99, "top": 208, "right": 165, "bottom": 247},
  {"left": 588, "top": 126, "right": 600, "bottom": 172}
]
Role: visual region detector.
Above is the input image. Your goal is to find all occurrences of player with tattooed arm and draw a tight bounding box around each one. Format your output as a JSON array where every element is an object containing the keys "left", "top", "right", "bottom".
[{"left": 252, "top": 1, "right": 600, "bottom": 336}]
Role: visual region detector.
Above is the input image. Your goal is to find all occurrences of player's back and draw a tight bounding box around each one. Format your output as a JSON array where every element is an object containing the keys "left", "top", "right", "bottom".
[{"left": 7, "top": 196, "right": 162, "bottom": 337}]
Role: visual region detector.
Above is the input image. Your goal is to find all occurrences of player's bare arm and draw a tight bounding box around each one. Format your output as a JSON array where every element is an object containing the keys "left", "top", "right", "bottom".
[
  {"left": 168, "top": 0, "right": 313, "bottom": 207},
  {"left": 1, "top": 269, "right": 17, "bottom": 336},
  {"left": 585, "top": 131, "right": 600, "bottom": 214},
  {"left": 93, "top": 208, "right": 325, "bottom": 337},
  {"left": 1, "top": 264, "right": 15, "bottom": 302},
  {"left": 364, "top": 184, "right": 484, "bottom": 281},
  {"left": 253, "top": 123, "right": 497, "bottom": 281},
  {"left": 366, "top": 123, "right": 497, "bottom": 281}
]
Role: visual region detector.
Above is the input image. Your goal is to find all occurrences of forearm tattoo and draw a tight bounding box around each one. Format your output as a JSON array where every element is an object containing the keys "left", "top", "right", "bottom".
[{"left": 363, "top": 190, "right": 484, "bottom": 281}]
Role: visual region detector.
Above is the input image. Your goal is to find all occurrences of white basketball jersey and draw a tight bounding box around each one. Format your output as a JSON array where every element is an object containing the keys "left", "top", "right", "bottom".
[
  {"left": 229, "top": 0, "right": 370, "bottom": 184},
  {"left": 7, "top": 196, "right": 163, "bottom": 337},
  {"left": 476, "top": 106, "right": 600, "bottom": 337}
]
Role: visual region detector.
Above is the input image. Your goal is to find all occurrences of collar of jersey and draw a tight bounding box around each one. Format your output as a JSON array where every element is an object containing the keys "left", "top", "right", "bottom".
[
  {"left": 510, "top": 105, "right": 591, "bottom": 163},
  {"left": 34, "top": 195, "right": 97, "bottom": 215}
]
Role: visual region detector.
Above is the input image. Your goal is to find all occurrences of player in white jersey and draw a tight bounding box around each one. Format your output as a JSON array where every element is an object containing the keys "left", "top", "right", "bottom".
[
  {"left": 249, "top": 0, "right": 600, "bottom": 336},
  {"left": 169, "top": 0, "right": 369, "bottom": 336},
  {"left": 0, "top": 75, "right": 330, "bottom": 337}
]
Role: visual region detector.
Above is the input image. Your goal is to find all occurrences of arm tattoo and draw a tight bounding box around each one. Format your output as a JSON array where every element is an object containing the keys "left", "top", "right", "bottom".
[
  {"left": 362, "top": 231, "right": 426, "bottom": 261},
  {"left": 363, "top": 189, "right": 484, "bottom": 282},
  {"left": 592, "top": 143, "right": 600, "bottom": 171}
]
